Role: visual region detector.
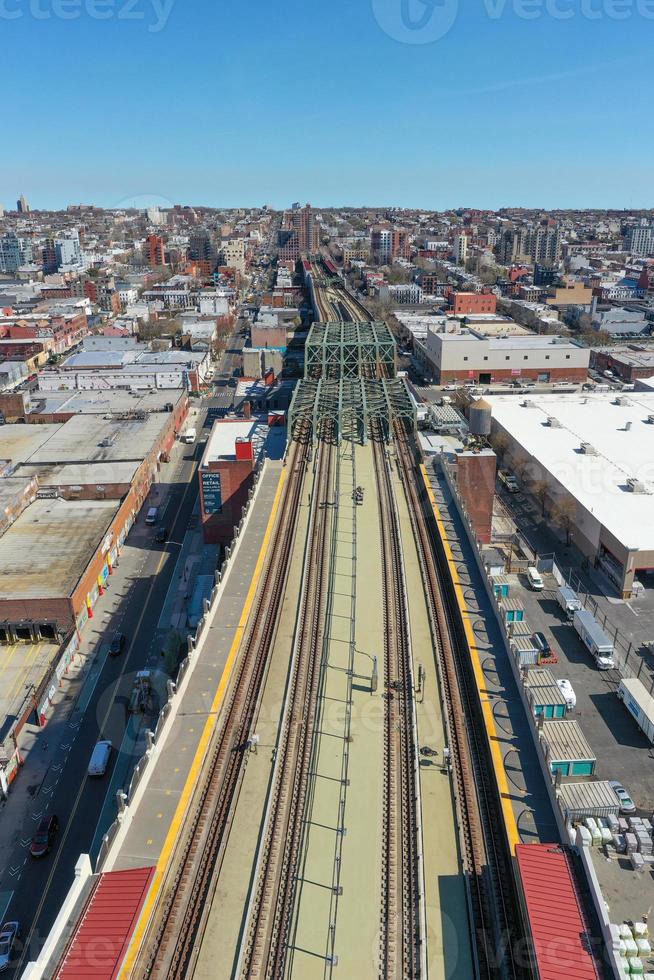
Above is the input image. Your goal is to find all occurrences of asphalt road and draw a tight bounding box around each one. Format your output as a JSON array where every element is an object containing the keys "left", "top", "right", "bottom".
[
  {"left": 9, "top": 431, "right": 203, "bottom": 971},
  {"left": 8, "top": 330, "right": 244, "bottom": 972}
]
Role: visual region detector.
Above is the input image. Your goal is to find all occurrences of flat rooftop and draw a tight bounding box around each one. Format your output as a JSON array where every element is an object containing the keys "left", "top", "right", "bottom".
[
  {"left": 23, "top": 413, "right": 168, "bottom": 465},
  {"left": 439, "top": 331, "right": 581, "bottom": 350},
  {"left": 29, "top": 389, "right": 184, "bottom": 416},
  {"left": 202, "top": 418, "right": 286, "bottom": 465},
  {"left": 0, "top": 498, "right": 119, "bottom": 600},
  {"left": 488, "top": 391, "right": 654, "bottom": 553},
  {"left": 593, "top": 344, "right": 654, "bottom": 369},
  {"left": 0, "top": 423, "right": 61, "bottom": 466}
]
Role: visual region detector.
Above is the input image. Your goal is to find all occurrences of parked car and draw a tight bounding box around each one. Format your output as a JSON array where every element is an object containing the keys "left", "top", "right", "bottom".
[
  {"left": 531, "top": 631, "right": 551, "bottom": 654},
  {"left": 155, "top": 526, "right": 167, "bottom": 543},
  {"left": 556, "top": 679, "right": 577, "bottom": 710},
  {"left": 30, "top": 814, "right": 59, "bottom": 858},
  {"left": 109, "top": 631, "right": 125, "bottom": 656},
  {"left": 609, "top": 779, "right": 636, "bottom": 814},
  {"left": 0, "top": 922, "right": 20, "bottom": 972},
  {"left": 526, "top": 567, "right": 544, "bottom": 591}
]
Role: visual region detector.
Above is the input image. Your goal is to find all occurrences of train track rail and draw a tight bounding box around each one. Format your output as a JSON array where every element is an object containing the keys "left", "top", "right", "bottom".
[
  {"left": 133, "top": 430, "right": 312, "bottom": 980},
  {"left": 371, "top": 422, "right": 423, "bottom": 979},
  {"left": 393, "top": 420, "right": 522, "bottom": 979},
  {"left": 237, "top": 430, "right": 336, "bottom": 979}
]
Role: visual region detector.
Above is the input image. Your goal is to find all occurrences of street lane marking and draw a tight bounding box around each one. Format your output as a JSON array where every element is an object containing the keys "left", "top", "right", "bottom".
[{"left": 14, "top": 445, "right": 203, "bottom": 975}]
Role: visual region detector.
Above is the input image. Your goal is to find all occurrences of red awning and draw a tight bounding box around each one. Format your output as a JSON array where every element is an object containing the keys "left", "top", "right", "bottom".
[
  {"left": 56, "top": 866, "right": 154, "bottom": 979},
  {"left": 516, "top": 844, "right": 601, "bottom": 980}
]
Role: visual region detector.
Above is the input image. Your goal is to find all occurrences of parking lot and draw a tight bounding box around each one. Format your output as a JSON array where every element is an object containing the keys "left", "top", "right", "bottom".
[{"left": 510, "top": 568, "right": 654, "bottom": 810}]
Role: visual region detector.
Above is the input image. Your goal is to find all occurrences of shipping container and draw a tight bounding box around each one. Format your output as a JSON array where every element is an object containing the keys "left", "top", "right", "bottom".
[
  {"left": 572, "top": 609, "right": 615, "bottom": 670},
  {"left": 541, "top": 720, "right": 596, "bottom": 777},
  {"left": 492, "top": 575, "right": 510, "bottom": 599},
  {"left": 500, "top": 597, "right": 525, "bottom": 624},
  {"left": 558, "top": 780, "right": 621, "bottom": 822},
  {"left": 511, "top": 635, "right": 540, "bottom": 668},
  {"left": 525, "top": 667, "right": 568, "bottom": 719},
  {"left": 617, "top": 678, "right": 654, "bottom": 744}
]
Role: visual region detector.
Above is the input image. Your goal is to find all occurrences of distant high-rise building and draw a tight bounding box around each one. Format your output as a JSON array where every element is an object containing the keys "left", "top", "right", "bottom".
[
  {"left": 188, "top": 228, "right": 217, "bottom": 265},
  {"left": 293, "top": 204, "right": 319, "bottom": 253},
  {"left": 454, "top": 234, "right": 468, "bottom": 266},
  {"left": 55, "top": 230, "right": 82, "bottom": 269},
  {"left": 147, "top": 206, "right": 166, "bottom": 227},
  {"left": 626, "top": 224, "right": 654, "bottom": 257},
  {"left": 0, "top": 232, "right": 32, "bottom": 272},
  {"left": 370, "top": 225, "right": 392, "bottom": 265},
  {"left": 146, "top": 233, "right": 166, "bottom": 267},
  {"left": 16, "top": 194, "right": 30, "bottom": 214}
]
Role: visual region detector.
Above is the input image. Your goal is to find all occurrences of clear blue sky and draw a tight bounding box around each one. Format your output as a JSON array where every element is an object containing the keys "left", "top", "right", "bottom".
[{"left": 2, "top": 0, "right": 651, "bottom": 210}]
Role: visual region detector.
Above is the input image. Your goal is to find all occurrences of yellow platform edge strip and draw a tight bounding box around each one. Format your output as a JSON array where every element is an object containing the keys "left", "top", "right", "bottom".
[
  {"left": 419, "top": 463, "right": 520, "bottom": 853},
  {"left": 119, "top": 465, "right": 288, "bottom": 976}
]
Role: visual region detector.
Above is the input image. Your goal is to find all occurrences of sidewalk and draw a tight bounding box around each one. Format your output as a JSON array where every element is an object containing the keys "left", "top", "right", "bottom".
[{"left": 0, "top": 430, "right": 195, "bottom": 890}]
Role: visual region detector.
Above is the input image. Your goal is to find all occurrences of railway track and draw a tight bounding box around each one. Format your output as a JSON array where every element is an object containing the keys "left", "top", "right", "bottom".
[
  {"left": 393, "top": 420, "right": 522, "bottom": 979},
  {"left": 133, "top": 430, "right": 312, "bottom": 980},
  {"left": 371, "top": 421, "right": 423, "bottom": 979},
  {"left": 237, "top": 430, "right": 336, "bottom": 979}
]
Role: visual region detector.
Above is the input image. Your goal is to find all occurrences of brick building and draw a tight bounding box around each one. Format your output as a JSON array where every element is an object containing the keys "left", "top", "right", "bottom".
[
  {"left": 451, "top": 291, "right": 497, "bottom": 316},
  {"left": 423, "top": 329, "right": 589, "bottom": 384},
  {"left": 199, "top": 418, "right": 259, "bottom": 546}
]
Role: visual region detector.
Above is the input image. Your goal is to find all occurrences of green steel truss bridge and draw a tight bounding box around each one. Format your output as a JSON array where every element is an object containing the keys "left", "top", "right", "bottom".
[
  {"left": 289, "top": 376, "right": 416, "bottom": 443},
  {"left": 305, "top": 320, "right": 397, "bottom": 381}
]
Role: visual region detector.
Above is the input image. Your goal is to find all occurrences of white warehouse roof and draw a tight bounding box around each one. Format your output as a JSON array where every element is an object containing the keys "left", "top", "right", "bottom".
[{"left": 488, "top": 391, "right": 654, "bottom": 552}]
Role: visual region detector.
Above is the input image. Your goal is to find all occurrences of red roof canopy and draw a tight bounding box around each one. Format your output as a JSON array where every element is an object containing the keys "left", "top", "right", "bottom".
[
  {"left": 56, "top": 866, "right": 154, "bottom": 979},
  {"left": 516, "top": 844, "right": 601, "bottom": 980}
]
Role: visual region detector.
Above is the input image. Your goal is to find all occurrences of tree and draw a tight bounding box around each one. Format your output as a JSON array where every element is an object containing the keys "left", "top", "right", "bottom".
[
  {"left": 551, "top": 498, "right": 576, "bottom": 546},
  {"left": 531, "top": 479, "right": 549, "bottom": 517},
  {"left": 490, "top": 430, "right": 509, "bottom": 461}
]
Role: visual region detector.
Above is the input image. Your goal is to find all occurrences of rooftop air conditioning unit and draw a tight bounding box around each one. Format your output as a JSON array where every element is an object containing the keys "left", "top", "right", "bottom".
[
  {"left": 648, "top": 415, "right": 654, "bottom": 424},
  {"left": 627, "top": 478, "right": 648, "bottom": 494},
  {"left": 615, "top": 396, "right": 630, "bottom": 406},
  {"left": 580, "top": 442, "right": 598, "bottom": 455},
  {"left": 521, "top": 399, "right": 534, "bottom": 408},
  {"left": 546, "top": 416, "right": 562, "bottom": 428}
]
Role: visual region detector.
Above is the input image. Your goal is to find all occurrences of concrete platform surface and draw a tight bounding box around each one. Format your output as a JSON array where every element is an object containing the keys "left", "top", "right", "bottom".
[{"left": 108, "top": 460, "right": 284, "bottom": 872}]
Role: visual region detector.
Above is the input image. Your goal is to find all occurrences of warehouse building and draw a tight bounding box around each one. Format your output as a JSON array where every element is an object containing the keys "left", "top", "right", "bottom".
[
  {"left": 0, "top": 391, "right": 189, "bottom": 632},
  {"left": 488, "top": 391, "right": 654, "bottom": 596},
  {"left": 422, "top": 328, "right": 589, "bottom": 384}
]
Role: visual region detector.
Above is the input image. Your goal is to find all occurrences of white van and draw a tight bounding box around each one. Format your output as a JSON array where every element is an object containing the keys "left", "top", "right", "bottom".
[
  {"left": 145, "top": 506, "right": 159, "bottom": 526},
  {"left": 526, "top": 567, "right": 544, "bottom": 591},
  {"left": 88, "top": 740, "right": 112, "bottom": 777}
]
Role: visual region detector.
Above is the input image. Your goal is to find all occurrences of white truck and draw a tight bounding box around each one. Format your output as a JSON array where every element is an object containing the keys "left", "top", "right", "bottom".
[
  {"left": 181, "top": 427, "right": 197, "bottom": 444},
  {"left": 573, "top": 609, "right": 615, "bottom": 670},
  {"left": 557, "top": 585, "right": 582, "bottom": 620},
  {"left": 617, "top": 678, "right": 654, "bottom": 743}
]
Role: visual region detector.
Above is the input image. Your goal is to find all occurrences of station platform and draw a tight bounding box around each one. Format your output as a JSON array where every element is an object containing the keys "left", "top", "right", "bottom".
[
  {"left": 423, "top": 458, "right": 560, "bottom": 846},
  {"left": 192, "top": 441, "right": 473, "bottom": 980},
  {"left": 104, "top": 459, "right": 284, "bottom": 878}
]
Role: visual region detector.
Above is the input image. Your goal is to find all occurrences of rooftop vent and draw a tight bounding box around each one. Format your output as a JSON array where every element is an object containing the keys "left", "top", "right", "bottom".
[
  {"left": 627, "top": 478, "right": 649, "bottom": 494},
  {"left": 580, "top": 442, "right": 598, "bottom": 455},
  {"left": 648, "top": 415, "right": 654, "bottom": 425},
  {"left": 546, "top": 416, "right": 562, "bottom": 428}
]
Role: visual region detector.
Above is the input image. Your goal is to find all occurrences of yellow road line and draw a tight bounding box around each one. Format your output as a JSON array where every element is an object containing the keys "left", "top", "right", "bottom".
[
  {"left": 119, "top": 466, "right": 287, "bottom": 976},
  {"left": 4, "top": 643, "right": 43, "bottom": 704},
  {"left": 419, "top": 464, "right": 520, "bottom": 852},
  {"left": 0, "top": 644, "right": 19, "bottom": 680}
]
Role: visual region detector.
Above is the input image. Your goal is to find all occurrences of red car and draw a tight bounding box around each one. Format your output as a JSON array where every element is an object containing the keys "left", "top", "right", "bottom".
[{"left": 30, "top": 815, "right": 59, "bottom": 858}]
